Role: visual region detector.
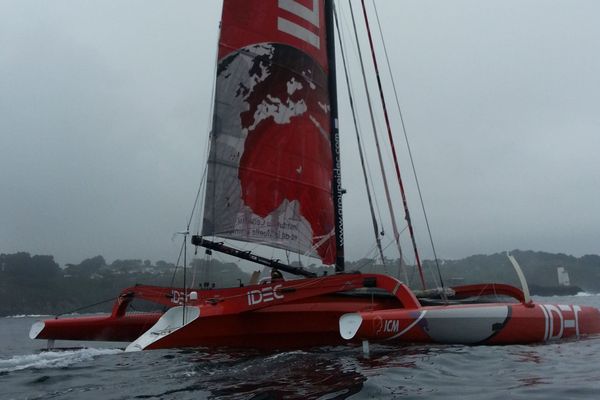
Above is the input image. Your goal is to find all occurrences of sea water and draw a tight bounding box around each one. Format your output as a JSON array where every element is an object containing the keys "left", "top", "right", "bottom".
[{"left": 1, "top": 294, "right": 600, "bottom": 400}]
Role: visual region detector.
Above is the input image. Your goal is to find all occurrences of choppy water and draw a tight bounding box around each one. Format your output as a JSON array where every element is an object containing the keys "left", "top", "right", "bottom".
[{"left": 2, "top": 294, "right": 600, "bottom": 399}]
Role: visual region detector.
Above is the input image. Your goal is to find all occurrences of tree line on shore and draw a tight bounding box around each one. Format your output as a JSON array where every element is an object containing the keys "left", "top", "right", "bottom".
[{"left": 1, "top": 250, "right": 598, "bottom": 316}]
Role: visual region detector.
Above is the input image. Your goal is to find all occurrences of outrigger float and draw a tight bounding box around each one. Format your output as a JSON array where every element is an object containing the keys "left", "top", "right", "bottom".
[{"left": 31, "top": 0, "right": 600, "bottom": 350}]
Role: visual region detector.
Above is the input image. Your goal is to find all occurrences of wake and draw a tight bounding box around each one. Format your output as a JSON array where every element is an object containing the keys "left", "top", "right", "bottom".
[{"left": 0, "top": 348, "right": 122, "bottom": 373}]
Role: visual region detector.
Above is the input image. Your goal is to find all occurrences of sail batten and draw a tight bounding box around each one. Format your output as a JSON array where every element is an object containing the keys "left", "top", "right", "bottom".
[{"left": 202, "top": 0, "right": 337, "bottom": 264}]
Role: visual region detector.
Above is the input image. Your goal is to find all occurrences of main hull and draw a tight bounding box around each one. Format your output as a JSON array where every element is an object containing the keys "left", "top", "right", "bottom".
[{"left": 30, "top": 274, "right": 600, "bottom": 350}]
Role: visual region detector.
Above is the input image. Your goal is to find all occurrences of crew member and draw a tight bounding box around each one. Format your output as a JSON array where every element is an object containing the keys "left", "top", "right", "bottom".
[{"left": 271, "top": 268, "right": 284, "bottom": 281}]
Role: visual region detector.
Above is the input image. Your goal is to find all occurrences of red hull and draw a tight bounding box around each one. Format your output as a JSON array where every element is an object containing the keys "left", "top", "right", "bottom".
[
  {"left": 30, "top": 274, "right": 600, "bottom": 350},
  {"left": 340, "top": 303, "right": 600, "bottom": 345},
  {"left": 30, "top": 313, "right": 162, "bottom": 342},
  {"left": 145, "top": 296, "right": 400, "bottom": 349}
]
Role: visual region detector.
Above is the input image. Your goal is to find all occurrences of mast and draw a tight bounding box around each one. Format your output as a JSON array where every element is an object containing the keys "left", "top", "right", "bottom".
[{"left": 326, "top": 0, "right": 344, "bottom": 273}]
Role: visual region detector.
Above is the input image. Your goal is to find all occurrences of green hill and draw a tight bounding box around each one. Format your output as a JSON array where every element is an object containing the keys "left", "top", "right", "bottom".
[{"left": 1, "top": 250, "right": 598, "bottom": 316}]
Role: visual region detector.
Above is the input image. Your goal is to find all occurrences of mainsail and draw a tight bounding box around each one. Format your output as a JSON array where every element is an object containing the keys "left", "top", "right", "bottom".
[{"left": 202, "top": 0, "right": 337, "bottom": 264}]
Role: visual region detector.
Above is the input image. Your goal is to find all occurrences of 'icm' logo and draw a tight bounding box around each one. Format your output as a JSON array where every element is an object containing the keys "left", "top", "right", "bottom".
[
  {"left": 375, "top": 318, "right": 400, "bottom": 335},
  {"left": 247, "top": 284, "right": 284, "bottom": 305},
  {"left": 384, "top": 320, "right": 399, "bottom": 333}
]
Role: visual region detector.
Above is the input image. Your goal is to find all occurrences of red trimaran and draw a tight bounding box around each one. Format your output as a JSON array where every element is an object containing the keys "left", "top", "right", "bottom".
[{"left": 31, "top": 0, "right": 600, "bottom": 351}]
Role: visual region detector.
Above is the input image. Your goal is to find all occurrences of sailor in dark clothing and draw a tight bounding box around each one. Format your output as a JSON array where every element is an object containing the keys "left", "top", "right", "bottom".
[{"left": 271, "top": 268, "right": 284, "bottom": 281}]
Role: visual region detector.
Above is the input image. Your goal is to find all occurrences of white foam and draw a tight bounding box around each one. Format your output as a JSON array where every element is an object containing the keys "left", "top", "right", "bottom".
[
  {"left": 575, "top": 292, "right": 596, "bottom": 297},
  {"left": 264, "top": 350, "right": 307, "bottom": 361},
  {"left": 0, "top": 348, "right": 122, "bottom": 373},
  {"left": 4, "top": 314, "right": 50, "bottom": 319}
]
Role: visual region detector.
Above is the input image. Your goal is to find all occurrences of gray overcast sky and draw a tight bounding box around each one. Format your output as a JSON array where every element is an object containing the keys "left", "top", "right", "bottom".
[{"left": 1, "top": 0, "right": 599, "bottom": 267}]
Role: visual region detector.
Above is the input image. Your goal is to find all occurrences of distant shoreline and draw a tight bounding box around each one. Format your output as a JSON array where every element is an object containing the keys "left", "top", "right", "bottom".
[{"left": 2, "top": 250, "right": 599, "bottom": 317}]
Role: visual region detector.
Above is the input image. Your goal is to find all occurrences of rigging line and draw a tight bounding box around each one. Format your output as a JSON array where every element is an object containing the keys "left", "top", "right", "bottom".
[
  {"left": 342, "top": 2, "right": 397, "bottom": 278},
  {"left": 337, "top": 2, "right": 386, "bottom": 233},
  {"left": 169, "top": 235, "right": 187, "bottom": 289},
  {"left": 190, "top": 256, "right": 199, "bottom": 289},
  {"left": 359, "top": 0, "right": 426, "bottom": 290},
  {"left": 427, "top": 256, "right": 442, "bottom": 289},
  {"left": 364, "top": 145, "right": 385, "bottom": 230},
  {"left": 379, "top": 237, "right": 400, "bottom": 276},
  {"left": 190, "top": 12, "right": 221, "bottom": 238},
  {"left": 187, "top": 168, "right": 207, "bottom": 232},
  {"left": 205, "top": 11, "right": 227, "bottom": 243},
  {"left": 372, "top": 0, "right": 446, "bottom": 291},
  {"left": 356, "top": 247, "right": 379, "bottom": 270},
  {"left": 182, "top": 232, "right": 188, "bottom": 324},
  {"left": 54, "top": 297, "right": 117, "bottom": 318},
  {"left": 196, "top": 18, "right": 221, "bottom": 230},
  {"left": 337, "top": 4, "right": 362, "bottom": 76},
  {"left": 347, "top": 0, "right": 409, "bottom": 284},
  {"left": 334, "top": 3, "right": 385, "bottom": 266}
]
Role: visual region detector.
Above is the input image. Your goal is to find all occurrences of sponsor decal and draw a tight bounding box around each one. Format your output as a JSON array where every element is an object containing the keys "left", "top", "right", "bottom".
[
  {"left": 541, "top": 304, "right": 581, "bottom": 341},
  {"left": 247, "top": 284, "right": 285, "bottom": 305},
  {"left": 375, "top": 318, "right": 401, "bottom": 335},
  {"left": 170, "top": 290, "right": 192, "bottom": 305},
  {"left": 278, "top": 0, "right": 321, "bottom": 48},
  {"left": 383, "top": 319, "right": 400, "bottom": 333}
]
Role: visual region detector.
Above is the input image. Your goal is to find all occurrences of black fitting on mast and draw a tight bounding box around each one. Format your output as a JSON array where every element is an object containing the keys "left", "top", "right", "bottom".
[
  {"left": 191, "top": 236, "right": 317, "bottom": 278},
  {"left": 325, "top": 0, "right": 345, "bottom": 273}
]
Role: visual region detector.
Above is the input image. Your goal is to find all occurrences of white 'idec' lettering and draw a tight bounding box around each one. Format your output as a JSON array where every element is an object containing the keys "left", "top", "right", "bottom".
[{"left": 247, "top": 284, "right": 285, "bottom": 305}]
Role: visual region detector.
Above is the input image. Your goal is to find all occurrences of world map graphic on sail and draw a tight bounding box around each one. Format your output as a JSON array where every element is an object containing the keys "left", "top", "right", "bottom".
[{"left": 203, "top": 43, "right": 335, "bottom": 264}]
